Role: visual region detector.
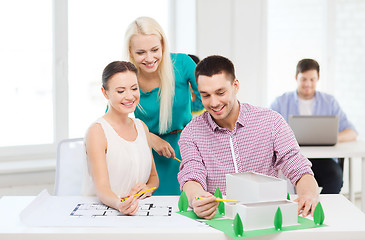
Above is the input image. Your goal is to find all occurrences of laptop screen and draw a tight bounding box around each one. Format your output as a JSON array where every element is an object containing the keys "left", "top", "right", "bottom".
[{"left": 288, "top": 115, "right": 339, "bottom": 146}]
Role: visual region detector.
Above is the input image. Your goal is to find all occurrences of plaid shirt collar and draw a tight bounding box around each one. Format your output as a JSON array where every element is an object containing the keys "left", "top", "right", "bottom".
[{"left": 206, "top": 101, "right": 246, "bottom": 132}]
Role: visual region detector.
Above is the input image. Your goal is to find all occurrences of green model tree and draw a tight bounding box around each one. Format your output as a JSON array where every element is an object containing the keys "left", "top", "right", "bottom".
[
  {"left": 178, "top": 191, "right": 189, "bottom": 212},
  {"left": 233, "top": 213, "right": 244, "bottom": 237},
  {"left": 313, "top": 202, "right": 325, "bottom": 225},
  {"left": 274, "top": 207, "right": 283, "bottom": 231},
  {"left": 214, "top": 187, "right": 225, "bottom": 215}
]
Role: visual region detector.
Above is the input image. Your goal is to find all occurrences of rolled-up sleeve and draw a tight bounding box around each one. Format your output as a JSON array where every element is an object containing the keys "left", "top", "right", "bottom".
[
  {"left": 272, "top": 114, "right": 314, "bottom": 186},
  {"left": 178, "top": 125, "right": 208, "bottom": 191}
]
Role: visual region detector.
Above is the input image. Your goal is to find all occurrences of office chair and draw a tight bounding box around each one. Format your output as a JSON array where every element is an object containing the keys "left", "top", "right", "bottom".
[
  {"left": 338, "top": 158, "right": 345, "bottom": 171},
  {"left": 54, "top": 138, "right": 86, "bottom": 196}
]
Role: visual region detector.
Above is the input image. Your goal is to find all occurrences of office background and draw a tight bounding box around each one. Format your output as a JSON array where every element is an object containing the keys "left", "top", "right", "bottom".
[{"left": 0, "top": 0, "right": 364, "bottom": 202}]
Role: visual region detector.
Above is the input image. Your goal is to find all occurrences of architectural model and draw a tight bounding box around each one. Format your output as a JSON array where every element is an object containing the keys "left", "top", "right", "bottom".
[{"left": 225, "top": 172, "right": 298, "bottom": 231}]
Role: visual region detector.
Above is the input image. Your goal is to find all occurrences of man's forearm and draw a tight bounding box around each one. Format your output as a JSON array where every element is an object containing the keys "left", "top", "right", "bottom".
[
  {"left": 182, "top": 181, "right": 206, "bottom": 206},
  {"left": 296, "top": 174, "right": 319, "bottom": 197},
  {"left": 338, "top": 129, "right": 357, "bottom": 142}
]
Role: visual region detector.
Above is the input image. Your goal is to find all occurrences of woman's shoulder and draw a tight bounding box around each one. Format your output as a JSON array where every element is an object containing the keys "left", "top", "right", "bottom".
[
  {"left": 132, "top": 118, "right": 149, "bottom": 135},
  {"left": 84, "top": 121, "right": 107, "bottom": 150},
  {"left": 170, "top": 53, "right": 191, "bottom": 64},
  {"left": 171, "top": 53, "right": 196, "bottom": 77},
  {"left": 86, "top": 121, "right": 104, "bottom": 138}
]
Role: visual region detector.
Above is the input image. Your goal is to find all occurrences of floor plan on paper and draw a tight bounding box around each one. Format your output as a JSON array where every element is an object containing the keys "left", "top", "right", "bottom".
[{"left": 70, "top": 203, "right": 172, "bottom": 217}]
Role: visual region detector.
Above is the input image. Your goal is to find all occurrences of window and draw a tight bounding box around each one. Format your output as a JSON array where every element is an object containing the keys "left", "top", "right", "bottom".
[
  {"left": 0, "top": 0, "right": 171, "bottom": 160},
  {"left": 266, "top": 0, "right": 365, "bottom": 138},
  {"left": 266, "top": 0, "right": 327, "bottom": 106},
  {"left": 332, "top": 0, "right": 365, "bottom": 138},
  {"left": 0, "top": 0, "right": 53, "bottom": 147}
]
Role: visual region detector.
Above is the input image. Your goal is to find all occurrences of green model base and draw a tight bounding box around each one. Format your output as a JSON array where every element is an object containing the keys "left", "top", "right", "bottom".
[{"left": 178, "top": 210, "right": 326, "bottom": 239}]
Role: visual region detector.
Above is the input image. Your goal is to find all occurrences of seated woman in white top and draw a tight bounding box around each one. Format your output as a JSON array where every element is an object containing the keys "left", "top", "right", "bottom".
[{"left": 83, "top": 61, "right": 158, "bottom": 215}]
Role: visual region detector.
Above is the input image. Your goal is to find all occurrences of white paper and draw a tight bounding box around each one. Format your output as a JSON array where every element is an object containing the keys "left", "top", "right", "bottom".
[{"left": 19, "top": 190, "right": 204, "bottom": 228}]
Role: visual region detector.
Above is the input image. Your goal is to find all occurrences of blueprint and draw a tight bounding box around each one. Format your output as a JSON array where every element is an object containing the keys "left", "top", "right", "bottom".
[
  {"left": 70, "top": 202, "right": 172, "bottom": 217},
  {"left": 19, "top": 190, "right": 202, "bottom": 228}
]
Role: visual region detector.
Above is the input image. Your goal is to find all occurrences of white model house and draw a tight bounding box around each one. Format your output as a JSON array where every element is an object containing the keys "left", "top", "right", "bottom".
[{"left": 225, "top": 172, "right": 298, "bottom": 231}]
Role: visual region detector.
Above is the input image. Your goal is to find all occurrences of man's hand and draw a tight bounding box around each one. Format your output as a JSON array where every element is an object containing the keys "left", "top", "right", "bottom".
[
  {"left": 182, "top": 181, "right": 219, "bottom": 220},
  {"left": 295, "top": 174, "right": 319, "bottom": 217},
  {"left": 191, "top": 193, "right": 219, "bottom": 220},
  {"left": 294, "top": 194, "right": 318, "bottom": 217}
]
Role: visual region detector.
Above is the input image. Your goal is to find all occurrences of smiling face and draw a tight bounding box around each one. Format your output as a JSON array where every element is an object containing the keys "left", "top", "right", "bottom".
[
  {"left": 296, "top": 69, "right": 319, "bottom": 100},
  {"left": 198, "top": 72, "right": 240, "bottom": 128},
  {"left": 130, "top": 34, "right": 163, "bottom": 75},
  {"left": 102, "top": 71, "right": 140, "bottom": 115}
]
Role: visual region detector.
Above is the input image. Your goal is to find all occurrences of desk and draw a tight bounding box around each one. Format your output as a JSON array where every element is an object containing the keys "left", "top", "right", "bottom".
[
  {"left": 0, "top": 195, "right": 364, "bottom": 240},
  {"left": 300, "top": 140, "right": 365, "bottom": 210}
]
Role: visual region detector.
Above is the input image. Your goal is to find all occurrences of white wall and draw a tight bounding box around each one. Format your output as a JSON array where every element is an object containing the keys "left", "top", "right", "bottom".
[
  {"left": 173, "top": 0, "right": 197, "bottom": 54},
  {"left": 196, "top": 0, "right": 267, "bottom": 106},
  {"left": 266, "top": 0, "right": 327, "bottom": 106}
]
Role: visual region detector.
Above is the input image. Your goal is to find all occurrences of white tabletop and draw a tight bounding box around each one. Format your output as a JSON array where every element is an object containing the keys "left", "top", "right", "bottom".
[
  {"left": 299, "top": 140, "right": 365, "bottom": 210},
  {"left": 0, "top": 195, "right": 365, "bottom": 240},
  {"left": 300, "top": 140, "right": 365, "bottom": 159}
]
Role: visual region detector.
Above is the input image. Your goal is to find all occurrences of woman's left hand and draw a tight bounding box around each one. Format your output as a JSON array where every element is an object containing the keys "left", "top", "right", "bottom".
[{"left": 129, "top": 183, "right": 154, "bottom": 200}]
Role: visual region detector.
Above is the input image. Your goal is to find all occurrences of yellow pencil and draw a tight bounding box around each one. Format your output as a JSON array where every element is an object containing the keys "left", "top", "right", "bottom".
[
  {"left": 195, "top": 196, "right": 238, "bottom": 203},
  {"left": 174, "top": 157, "right": 182, "bottom": 163},
  {"left": 121, "top": 187, "right": 157, "bottom": 202}
]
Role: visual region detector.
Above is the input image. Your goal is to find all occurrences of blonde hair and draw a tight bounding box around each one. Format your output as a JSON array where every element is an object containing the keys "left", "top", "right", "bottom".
[{"left": 125, "top": 17, "right": 175, "bottom": 134}]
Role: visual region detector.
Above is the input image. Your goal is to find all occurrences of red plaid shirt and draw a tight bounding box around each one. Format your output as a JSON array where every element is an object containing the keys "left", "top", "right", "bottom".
[{"left": 178, "top": 103, "right": 313, "bottom": 195}]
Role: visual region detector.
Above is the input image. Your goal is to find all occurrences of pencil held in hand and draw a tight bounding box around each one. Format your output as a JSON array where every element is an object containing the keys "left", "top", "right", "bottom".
[
  {"left": 121, "top": 187, "right": 157, "bottom": 202},
  {"left": 174, "top": 157, "right": 182, "bottom": 162},
  {"left": 195, "top": 196, "right": 238, "bottom": 203}
]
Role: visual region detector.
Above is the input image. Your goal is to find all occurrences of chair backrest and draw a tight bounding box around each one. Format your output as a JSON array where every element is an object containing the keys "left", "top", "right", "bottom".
[{"left": 54, "top": 138, "right": 86, "bottom": 196}]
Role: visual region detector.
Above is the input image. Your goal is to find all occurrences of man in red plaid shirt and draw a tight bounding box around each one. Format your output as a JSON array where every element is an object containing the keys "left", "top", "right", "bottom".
[{"left": 178, "top": 55, "right": 319, "bottom": 220}]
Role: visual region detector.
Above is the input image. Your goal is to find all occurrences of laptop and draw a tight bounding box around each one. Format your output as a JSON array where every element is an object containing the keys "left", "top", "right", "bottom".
[{"left": 288, "top": 115, "right": 339, "bottom": 146}]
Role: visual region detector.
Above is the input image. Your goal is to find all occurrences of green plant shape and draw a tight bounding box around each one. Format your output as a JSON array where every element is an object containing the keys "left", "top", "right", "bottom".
[
  {"left": 233, "top": 213, "right": 244, "bottom": 237},
  {"left": 178, "top": 191, "right": 189, "bottom": 212},
  {"left": 218, "top": 201, "right": 225, "bottom": 215},
  {"left": 313, "top": 202, "right": 325, "bottom": 225},
  {"left": 214, "top": 187, "right": 225, "bottom": 215},
  {"left": 214, "top": 187, "right": 223, "bottom": 199},
  {"left": 274, "top": 207, "right": 283, "bottom": 231},
  {"left": 287, "top": 193, "right": 290, "bottom": 200}
]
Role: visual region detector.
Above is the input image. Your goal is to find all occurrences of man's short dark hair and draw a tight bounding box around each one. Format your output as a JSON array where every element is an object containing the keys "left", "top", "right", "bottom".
[
  {"left": 296, "top": 59, "right": 320, "bottom": 78},
  {"left": 195, "top": 55, "right": 236, "bottom": 83}
]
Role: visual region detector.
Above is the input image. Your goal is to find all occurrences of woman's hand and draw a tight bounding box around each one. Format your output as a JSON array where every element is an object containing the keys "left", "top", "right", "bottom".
[
  {"left": 149, "top": 133, "right": 175, "bottom": 159},
  {"left": 129, "top": 182, "right": 155, "bottom": 200},
  {"left": 116, "top": 195, "right": 139, "bottom": 215}
]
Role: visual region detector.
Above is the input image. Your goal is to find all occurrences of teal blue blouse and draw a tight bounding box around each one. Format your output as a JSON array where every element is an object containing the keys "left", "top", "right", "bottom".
[{"left": 134, "top": 53, "right": 200, "bottom": 134}]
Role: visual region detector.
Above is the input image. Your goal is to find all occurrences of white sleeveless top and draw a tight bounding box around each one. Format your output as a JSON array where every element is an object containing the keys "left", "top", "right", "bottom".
[{"left": 82, "top": 117, "right": 152, "bottom": 197}]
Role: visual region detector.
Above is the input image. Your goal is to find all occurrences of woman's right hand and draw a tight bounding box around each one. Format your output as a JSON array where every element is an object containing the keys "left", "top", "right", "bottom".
[
  {"left": 149, "top": 133, "right": 175, "bottom": 159},
  {"left": 116, "top": 195, "right": 139, "bottom": 215}
]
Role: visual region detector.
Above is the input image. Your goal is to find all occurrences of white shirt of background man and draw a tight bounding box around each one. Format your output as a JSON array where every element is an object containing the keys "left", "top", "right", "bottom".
[{"left": 298, "top": 98, "right": 315, "bottom": 115}]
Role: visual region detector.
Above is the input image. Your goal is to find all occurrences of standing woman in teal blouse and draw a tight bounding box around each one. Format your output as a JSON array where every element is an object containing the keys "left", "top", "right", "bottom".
[{"left": 124, "top": 17, "right": 201, "bottom": 195}]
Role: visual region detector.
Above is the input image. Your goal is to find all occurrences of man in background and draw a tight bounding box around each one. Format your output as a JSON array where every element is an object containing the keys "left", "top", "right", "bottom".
[{"left": 270, "top": 58, "right": 357, "bottom": 194}]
